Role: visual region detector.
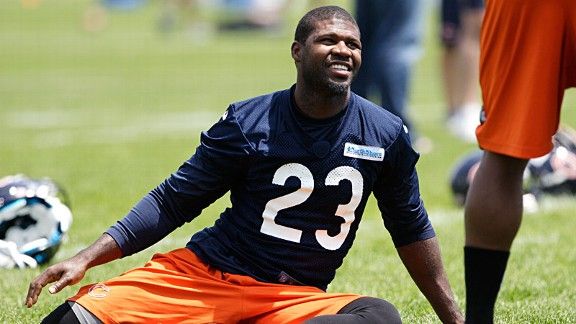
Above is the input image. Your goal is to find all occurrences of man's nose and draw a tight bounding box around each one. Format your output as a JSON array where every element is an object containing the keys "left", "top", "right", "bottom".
[{"left": 332, "top": 41, "right": 352, "bottom": 57}]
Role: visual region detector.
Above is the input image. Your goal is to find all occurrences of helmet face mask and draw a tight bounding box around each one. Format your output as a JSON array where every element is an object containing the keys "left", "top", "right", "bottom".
[
  {"left": 450, "top": 126, "right": 576, "bottom": 209},
  {"left": 0, "top": 175, "right": 72, "bottom": 267},
  {"left": 527, "top": 127, "right": 576, "bottom": 196}
]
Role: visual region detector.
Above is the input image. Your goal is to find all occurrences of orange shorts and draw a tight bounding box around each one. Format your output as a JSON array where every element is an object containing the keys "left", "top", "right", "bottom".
[
  {"left": 477, "top": 0, "right": 576, "bottom": 159},
  {"left": 69, "top": 248, "right": 363, "bottom": 324}
]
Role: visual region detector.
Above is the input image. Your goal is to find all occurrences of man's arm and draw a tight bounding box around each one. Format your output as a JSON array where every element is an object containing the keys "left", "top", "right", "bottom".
[
  {"left": 397, "top": 237, "right": 464, "bottom": 324},
  {"left": 25, "top": 233, "right": 121, "bottom": 308}
]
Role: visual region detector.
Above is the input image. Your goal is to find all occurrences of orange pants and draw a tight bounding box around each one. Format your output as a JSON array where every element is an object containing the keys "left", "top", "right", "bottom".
[
  {"left": 477, "top": 0, "right": 576, "bottom": 159},
  {"left": 69, "top": 248, "right": 363, "bottom": 323}
]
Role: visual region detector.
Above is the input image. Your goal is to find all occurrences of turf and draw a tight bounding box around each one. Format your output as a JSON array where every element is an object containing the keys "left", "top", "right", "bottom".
[{"left": 1, "top": 1, "right": 575, "bottom": 323}]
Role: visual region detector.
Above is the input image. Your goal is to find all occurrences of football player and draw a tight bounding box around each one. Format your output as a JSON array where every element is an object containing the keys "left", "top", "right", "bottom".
[
  {"left": 464, "top": 0, "right": 576, "bottom": 322},
  {"left": 27, "top": 6, "right": 463, "bottom": 323}
]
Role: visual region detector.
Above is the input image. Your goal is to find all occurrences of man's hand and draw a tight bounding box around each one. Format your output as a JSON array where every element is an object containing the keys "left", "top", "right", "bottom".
[
  {"left": 25, "top": 257, "right": 88, "bottom": 308},
  {"left": 24, "top": 233, "right": 122, "bottom": 308}
]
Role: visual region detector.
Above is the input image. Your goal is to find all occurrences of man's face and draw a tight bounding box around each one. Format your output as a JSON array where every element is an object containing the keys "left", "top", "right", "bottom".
[{"left": 293, "top": 17, "right": 362, "bottom": 95}]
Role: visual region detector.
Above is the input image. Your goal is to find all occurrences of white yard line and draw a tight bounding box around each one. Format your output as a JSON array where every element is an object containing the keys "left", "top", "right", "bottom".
[{"left": 5, "top": 109, "right": 221, "bottom": 147}]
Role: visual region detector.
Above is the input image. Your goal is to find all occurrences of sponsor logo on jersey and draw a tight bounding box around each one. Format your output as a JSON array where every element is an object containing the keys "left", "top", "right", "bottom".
[
  {"left": 344, "top": 143, "right": 385, "bottom": 161},
  {"left": 88, "top": 283, "right": 110, "bottom": 299}
]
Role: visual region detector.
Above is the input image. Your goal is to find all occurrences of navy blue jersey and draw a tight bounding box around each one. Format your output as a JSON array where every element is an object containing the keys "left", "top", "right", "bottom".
[{"left": 107, "top": 87, "right": 435, "bottom": 290}]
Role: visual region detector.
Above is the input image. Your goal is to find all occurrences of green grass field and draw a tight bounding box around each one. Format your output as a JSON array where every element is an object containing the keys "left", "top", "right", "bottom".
[{"left": 1, "top": 1, "right": 575, "bottom": 322}]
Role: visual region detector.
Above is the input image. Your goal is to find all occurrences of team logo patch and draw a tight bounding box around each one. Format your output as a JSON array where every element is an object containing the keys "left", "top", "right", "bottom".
[
  {"left": 88, "top": 283, "right": 110, "bottom": 299},
  {"left": 344, "top": 143, "right": 385, "bottom": 161}
]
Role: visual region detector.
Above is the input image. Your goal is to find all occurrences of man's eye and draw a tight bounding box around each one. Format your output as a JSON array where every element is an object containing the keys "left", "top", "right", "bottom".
[{"left": 347, "top": 42, "right": 361, "bottom": 50}]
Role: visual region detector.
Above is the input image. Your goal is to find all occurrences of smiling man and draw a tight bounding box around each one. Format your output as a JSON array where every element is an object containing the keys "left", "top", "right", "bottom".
[{"left": 27, "top": 6, "right": 463, "bottom": 323}]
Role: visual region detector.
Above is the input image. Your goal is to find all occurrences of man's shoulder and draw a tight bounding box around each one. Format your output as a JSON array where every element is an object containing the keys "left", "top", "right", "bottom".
[
  {"left": 351, "top": 92, "right": 404, "bottom": 130},
  {"left": 231, "top": 88, "right": 290, "bottom": 113},
  {"left": 219, "top": 88, "right": 289, "bottom": 140}
]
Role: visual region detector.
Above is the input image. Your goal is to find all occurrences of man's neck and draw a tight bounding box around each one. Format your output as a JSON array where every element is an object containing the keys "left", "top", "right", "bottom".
[{"left": 293, "top": 84, "right": 350, "bottom": 119}]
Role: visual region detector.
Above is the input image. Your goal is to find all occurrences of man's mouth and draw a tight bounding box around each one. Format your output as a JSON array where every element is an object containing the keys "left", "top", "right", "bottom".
[
  {"left": 328, "top": 62, "right": 352, "bottom": 78},
  {"left": 330, "top": 63, "right": 352, "bottom": 72},
  {"left": 331, "top": 63, "right": 351, "bottom": 71}
]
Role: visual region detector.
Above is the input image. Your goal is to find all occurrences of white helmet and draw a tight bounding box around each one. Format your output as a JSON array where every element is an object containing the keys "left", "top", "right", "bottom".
[
  {"left": 527, "top": 126, "right": 576, "bottom": 196},
  {"left": 0, "top": 175, "right": 72, "bottom": 268},
  {"left": 449, "top": 126, "right": 576, "bottom": 212}
]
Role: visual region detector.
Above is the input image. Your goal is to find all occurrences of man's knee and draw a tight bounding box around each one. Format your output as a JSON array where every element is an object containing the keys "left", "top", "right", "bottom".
[
  {"left": 338, "top": 296, "right": 402, "bottom": 323},
  {"left": 41, "top": 301, "right": 102, "bottom": 324},
  {"left": 41, "top": 302, "right": 80, "bottom": 324}
]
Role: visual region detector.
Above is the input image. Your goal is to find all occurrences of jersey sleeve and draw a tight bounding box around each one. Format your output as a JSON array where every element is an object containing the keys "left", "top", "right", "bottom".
[
  {"left": 106, "top": 105, "right": 253, "bottom": 256},
  {"left": 373, "top": 127, "right": 435, "bottom": 247}
]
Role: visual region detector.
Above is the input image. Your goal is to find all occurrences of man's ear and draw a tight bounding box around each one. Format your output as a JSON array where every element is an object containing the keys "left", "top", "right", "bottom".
[{"left": 291, "top": 41, "right": 302, "bottom": 62}]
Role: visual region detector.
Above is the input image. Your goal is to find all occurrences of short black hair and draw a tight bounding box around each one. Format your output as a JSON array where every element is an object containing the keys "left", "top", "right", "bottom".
[{"left": 294, "top": 6, "right": 358, "bottom": 43}]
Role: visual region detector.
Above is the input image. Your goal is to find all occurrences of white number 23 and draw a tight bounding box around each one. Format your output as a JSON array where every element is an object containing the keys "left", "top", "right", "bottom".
[{"left": 260, "top": 163, "right": 363, "bottom": 250}]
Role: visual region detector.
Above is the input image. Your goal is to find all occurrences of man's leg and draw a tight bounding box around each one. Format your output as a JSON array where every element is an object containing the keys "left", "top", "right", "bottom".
[
  {"left": 305, "top": 297, "right": 402, "bottom": 324},
  {"left": 42, "top": 301, "right": 103, "bottom": 324},
  {"left": 350, "top": 0, "right": 377, "bottom": 100},
  {"left": 41, "top": 302, "right": 79, "bottom": 324},
  {"left": 373, "top": 0, "right": 424, "bottom": 135},
  {"left": 442, "top": 0, "right": 483, "bottom": 142},
  {"left": 352, "top": 0, "right": 425, "bottom": 136},
  {"left": 464, "top": 151, "right": 528, "bottom": 323}
]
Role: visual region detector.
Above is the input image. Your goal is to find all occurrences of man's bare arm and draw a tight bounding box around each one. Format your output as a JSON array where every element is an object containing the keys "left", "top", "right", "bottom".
[{"left": 397, "top": 237, "right": 464, "bottom": 324}]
